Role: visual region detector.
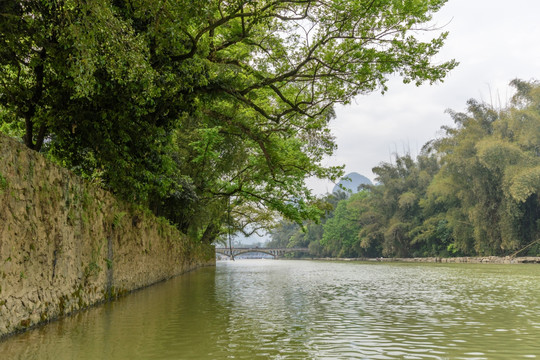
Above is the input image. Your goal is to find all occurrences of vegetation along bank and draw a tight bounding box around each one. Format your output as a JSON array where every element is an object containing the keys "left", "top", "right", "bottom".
[{"left": 270, "top": 80, "right": 540, "bottom": 259}]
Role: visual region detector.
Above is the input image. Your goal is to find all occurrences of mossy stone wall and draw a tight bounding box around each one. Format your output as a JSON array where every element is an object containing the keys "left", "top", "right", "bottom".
[{"left": 0, "top": 134, "right": 214, "bottom": 338}]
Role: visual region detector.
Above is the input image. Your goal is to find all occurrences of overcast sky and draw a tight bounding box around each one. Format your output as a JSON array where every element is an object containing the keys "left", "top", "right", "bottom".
[{"left": 308, "top": 0, "right": 540, "bottom": 194}]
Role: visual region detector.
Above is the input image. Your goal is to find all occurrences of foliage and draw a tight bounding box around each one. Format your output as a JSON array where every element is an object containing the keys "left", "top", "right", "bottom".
[
  {"left": 322, "top": 191, "right": 371, "bottom": 257},
  {"left": 1, "top": 0, "right": 456, "bottom": 243},
  {"left": 431, "top": 79, "right": 540, "bottom": 255},
  {"left": 0, "top": 172, "right": 7, "bottom": 193},
  {"left": 269, "top": 80, "right": 540, "bottom": 258},
  {"left": 268, "top": 192, "right": 346, "bottom": 257}
]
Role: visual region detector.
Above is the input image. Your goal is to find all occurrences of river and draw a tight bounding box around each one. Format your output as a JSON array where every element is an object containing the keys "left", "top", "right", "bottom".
[{"left": 1, "top": 260, "right": 540, "bottom": 359}]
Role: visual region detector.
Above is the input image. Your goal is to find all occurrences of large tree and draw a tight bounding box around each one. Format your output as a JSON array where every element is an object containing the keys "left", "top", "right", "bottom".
[{"left": 1, "top": 0, "right": 456, "bottom": 242}]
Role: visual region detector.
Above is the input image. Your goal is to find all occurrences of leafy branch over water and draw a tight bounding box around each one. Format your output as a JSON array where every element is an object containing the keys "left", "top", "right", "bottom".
[{"left": 0, "top": 0, "right": 456, "bottom": 243}]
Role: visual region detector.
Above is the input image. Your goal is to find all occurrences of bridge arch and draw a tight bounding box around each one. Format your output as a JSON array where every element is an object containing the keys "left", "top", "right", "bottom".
[{"left": 215, "top": 247, "right": 309, "bottom": 259}]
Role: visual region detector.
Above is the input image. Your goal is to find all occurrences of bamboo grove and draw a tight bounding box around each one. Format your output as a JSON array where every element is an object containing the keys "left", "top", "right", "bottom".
[{"left": 269, "top": 80, "right": 540, "bottom": 258}]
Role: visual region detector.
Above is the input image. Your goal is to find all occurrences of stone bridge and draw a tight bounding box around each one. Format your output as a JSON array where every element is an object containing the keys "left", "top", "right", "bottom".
[{"left": 215, "top": 247, "right": 309, "bottom": 259}]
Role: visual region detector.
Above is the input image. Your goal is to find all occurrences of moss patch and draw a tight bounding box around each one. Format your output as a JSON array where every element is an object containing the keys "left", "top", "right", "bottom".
[{"left": 0, "top": 172, "right": 7, "bottom": 193}]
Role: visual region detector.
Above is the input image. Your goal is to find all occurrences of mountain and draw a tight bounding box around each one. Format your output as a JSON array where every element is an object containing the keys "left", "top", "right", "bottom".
[{"left": 332, "top": 172, "right": 372, "bottom": 194}]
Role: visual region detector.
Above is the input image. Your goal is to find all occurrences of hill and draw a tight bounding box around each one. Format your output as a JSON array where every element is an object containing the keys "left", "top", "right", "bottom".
[{"left": 332, "top": 172, "right": 372, "bottom": 194}]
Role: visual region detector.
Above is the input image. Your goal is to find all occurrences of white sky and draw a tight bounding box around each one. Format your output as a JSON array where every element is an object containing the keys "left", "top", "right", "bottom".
[{"left": 308, "top": 0, "right": 540, "bottom": 194}]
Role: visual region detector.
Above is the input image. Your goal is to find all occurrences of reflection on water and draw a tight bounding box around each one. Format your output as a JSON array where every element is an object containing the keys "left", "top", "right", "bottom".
[{"left": 2, "top": 260, "right": 540, "bottom": 359}]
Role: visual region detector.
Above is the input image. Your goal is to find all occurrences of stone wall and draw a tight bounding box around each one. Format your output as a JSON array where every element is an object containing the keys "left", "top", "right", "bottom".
[{"left": 0, "top": 134, "right": 215, "bottom": 339}]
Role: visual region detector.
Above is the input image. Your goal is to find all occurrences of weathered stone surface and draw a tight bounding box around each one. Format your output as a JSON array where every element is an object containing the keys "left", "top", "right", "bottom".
[{"left": 0, "top": 134, "right": 215, "bottom": 339}]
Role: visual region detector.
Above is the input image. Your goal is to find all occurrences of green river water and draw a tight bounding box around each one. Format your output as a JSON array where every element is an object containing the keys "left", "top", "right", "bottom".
[{"left": 1, "top": 260, "right": 540, "bottom": 359}]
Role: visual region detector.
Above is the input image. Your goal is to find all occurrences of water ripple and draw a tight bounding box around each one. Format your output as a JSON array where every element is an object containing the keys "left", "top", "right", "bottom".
[{"left": 2, "top": 261, "right": 540, "bottom": 359}]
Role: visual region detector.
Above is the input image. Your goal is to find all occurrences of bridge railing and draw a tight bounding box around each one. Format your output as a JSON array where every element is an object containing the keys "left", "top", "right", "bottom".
[{"left": 215, "top": 247, "right": 309, "bottom": 258}]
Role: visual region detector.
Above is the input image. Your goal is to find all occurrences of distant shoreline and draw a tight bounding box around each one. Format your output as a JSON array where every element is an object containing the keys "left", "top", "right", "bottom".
[{"left": 309, "top": 256, "right": 540, "bottom": 264}]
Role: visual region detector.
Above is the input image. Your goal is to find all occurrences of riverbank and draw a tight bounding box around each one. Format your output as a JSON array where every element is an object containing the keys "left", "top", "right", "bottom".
[
  {"left": 312, "top": 256, "right": 540, "bottom": 264},
  {"left": 0, "top": 134, "right": 215, "bottom": 339}
]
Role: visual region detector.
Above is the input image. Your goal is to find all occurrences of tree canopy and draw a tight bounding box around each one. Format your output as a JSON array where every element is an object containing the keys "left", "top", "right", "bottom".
[
  {"left": 1, "top": 0, "right": 456, "bottom": 243},
  {"left": 270, "top": 79, "right": 540, "bottom": 258}
]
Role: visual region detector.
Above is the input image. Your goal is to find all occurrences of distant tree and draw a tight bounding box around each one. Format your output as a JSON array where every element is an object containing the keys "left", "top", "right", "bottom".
[
  {"left": 322, "top": 191, "right": 373, "bottom": 257},
  {"left": 267, "top": 221, "right": 301, "bottom": 249},
  {"left": 268, "top": 191, "right": 346, "bottom": 256}
]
